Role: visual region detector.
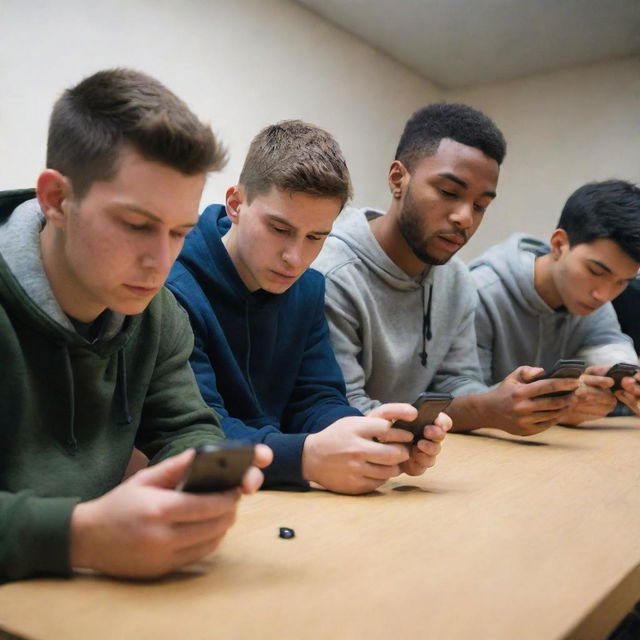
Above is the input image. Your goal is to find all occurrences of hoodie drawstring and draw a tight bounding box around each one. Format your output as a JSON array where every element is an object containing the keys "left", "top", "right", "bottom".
[
  {"left": 420, "top": 284, "right": 433, "bottom": 367},
  {"left": 116, "top": 349, "right": 133, "bottom": 425},
  {"left": 62, "top": 346, "right": 78, "bottom": 455}
]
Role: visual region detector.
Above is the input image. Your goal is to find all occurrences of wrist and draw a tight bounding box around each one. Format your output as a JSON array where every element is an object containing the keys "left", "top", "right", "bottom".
[
  {"left": 69, "top": 501, "right": 99, "bottom": 572},
  {"left": 301, "top": 433, "right": 319, "bottom": 483}
]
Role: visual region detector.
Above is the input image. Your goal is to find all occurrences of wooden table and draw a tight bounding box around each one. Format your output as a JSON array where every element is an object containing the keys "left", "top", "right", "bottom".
[{"left": 1, "top": 418, "right": 639, "bottom": 640}]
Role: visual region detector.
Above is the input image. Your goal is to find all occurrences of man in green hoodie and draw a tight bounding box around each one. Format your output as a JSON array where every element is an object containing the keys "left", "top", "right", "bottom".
[{"left": 0, "top": 69, "right": 271, "bottom": 582}]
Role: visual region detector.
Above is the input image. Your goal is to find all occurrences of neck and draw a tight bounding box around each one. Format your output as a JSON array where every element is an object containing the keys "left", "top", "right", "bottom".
[
  {"left": 369, "top": 203, "right": 428, "bottom": 277},
  {"left": 221, "top": 226, "right": 258, "bottom": 292},
  {"left": 39, "top": 224, "right": 104, "bottom": 322},
  {"left": 533, "top": 253, "right": 562, "bottom": 308}
]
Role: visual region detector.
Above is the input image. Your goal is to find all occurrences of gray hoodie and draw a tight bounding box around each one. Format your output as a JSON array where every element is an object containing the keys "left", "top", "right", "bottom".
[
  {"left": 312, "top": 207, "right": 488, "bottom": 414},
  {"left": 469, "top": 233, "right": 637, "bottom": 385}
]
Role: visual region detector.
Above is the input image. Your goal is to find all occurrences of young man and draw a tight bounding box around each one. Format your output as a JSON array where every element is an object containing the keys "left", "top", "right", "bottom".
[
  {"left": 313, "top": 103, "right": 581, "bottom": 437},
  {"left": 0, "top": 69, "right": 270, "bottom": 583},
  {"left": 470, "top": 180, "right": 640, "bottom": 423},
  {"left": 167, "top": 120, "right": 450, "bottom": 495}
]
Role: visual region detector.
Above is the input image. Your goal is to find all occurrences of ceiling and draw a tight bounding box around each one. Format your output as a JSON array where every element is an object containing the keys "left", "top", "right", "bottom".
[{"left": 295, "top": 0, "right": 640, "bottom": 89}]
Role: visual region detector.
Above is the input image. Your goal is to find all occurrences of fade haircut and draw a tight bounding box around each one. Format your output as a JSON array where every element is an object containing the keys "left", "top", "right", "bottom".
[
  {"left": 238, "top": 120, "right": 352, "bottom": 206},
  {"left": 47, "top": 68, "right": 226, "bottom": 199},
  {"left": 557, "top": 180, "right": 640, "bottom": 263},
  {"left": 395, "top": 102, "right": 506, "bottom": 170}
]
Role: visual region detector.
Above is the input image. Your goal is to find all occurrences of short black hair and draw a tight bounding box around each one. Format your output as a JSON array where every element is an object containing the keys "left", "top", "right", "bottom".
[
  {"left": 395, "top": 102, "right": 506, "bottom": 169},
  {"left": 557, "top": 180, "right": 640, "bottom": 262}
]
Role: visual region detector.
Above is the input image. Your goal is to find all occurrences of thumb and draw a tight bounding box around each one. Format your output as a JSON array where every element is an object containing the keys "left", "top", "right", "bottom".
[
  {"left": 132, "top": 448, "right": 196, "bottom": 489},
  {"left": 515, "top": 365, "right": 545, "bottom": 383},
  {"left": 367, "top": 402, "right": 417, "bottom": 423}
]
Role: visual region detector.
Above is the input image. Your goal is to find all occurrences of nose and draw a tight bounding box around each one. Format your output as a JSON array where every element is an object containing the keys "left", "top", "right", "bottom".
[
  {"left": 591, "top": 282, "right": 616, "bottom": 303},
  {"left": 141, "top": 234, "right": 173, "bottom": 275},
  {"left": 282, "top": 240, "right": 303, "bottom": 269},
  {"left": 449, "top": 202, "right": 474, "bottom": 231}
]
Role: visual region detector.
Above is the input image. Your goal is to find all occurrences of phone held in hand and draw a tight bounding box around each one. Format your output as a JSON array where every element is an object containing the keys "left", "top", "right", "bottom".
[
  {"left": 530, "top": 359, "right": 586, "bottom": 397},
  {"left": 395, "top": 392, "right": 453, "bottom": 444},
  {"left": 605, "top": 362, "right": 640, "bottom": 392},
  {"left": 176, "top": 442, "right": 255, "bottom": 493}
]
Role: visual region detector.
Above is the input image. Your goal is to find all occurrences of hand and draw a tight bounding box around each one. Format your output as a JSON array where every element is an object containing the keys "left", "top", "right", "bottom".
[
  {"left": 615, "top": 371, "right": 640, "bottom": 416},
  {"left": 484, "top": 366, "right": 579, "bottom": 436},
  {"left": 70, "top": 445, "right": 271, "bottom": 579},
  {"left": 560, "top": 367, "right": 617, "bottom": 425},
  {"left": 585, "top": 364, "right": 640, "bottom": 417},
  {"left": 398, "top": 412, "right": 452, "bottom": 476},
  {"left": 302, "top": 408, "right": 413, "bottom": 494}
]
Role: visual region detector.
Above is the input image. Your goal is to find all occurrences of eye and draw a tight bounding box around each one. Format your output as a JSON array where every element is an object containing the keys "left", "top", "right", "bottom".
[
  {"left": 439, "top": 189, "right": 456, "bottom": 198},
  {"left": 473, "top": 203, "right": 487, "bottom": 214},
  {"left": 271, "top": 226, "right": 289, "bottom": 235},
  {"left": 306, "top": 234, "right": 324, "bottom": 242},
  {"left": 170, "top": 229, "right": 189, "bottom": 240},
  {"left": 124, "top": 221, "right": 151, "bottom": 233},
  {"left": 587, "top": 267, "right": 604, "bottom": 277}
]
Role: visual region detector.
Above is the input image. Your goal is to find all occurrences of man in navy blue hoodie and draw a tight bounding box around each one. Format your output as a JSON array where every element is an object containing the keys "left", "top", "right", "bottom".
[{"left": 168, "top": 120, "right": 451, "bottom": 494}]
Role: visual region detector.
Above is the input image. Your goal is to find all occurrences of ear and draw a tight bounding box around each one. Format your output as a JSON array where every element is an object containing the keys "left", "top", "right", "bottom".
[
  {"left": 225, "top": 185, "right": 245, "bottom": 225},
  {"left": 388, "top": 160, "right": 409, "bottom": 200},
  {"left": 36, "top": 170, "right": 73, "bottom": 229},
  {"left": 549, "top": 228, "right": 570, "bottom": 260}
]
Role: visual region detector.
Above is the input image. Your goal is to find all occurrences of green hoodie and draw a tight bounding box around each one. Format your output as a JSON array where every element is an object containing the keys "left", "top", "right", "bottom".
[{"left": 0, "top": 191, "right": 225, "bottom": 581}]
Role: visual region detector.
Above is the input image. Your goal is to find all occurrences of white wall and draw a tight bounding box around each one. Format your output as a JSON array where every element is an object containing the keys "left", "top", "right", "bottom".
[
  {"left": 0, "top": 0, "right": 438, "bottom": 208},
  {"left": 2, "top": 2, "right": 638, "bottom": 265},
  {"left": 449, "top": 56, "right": 640, "bottom": 261}
]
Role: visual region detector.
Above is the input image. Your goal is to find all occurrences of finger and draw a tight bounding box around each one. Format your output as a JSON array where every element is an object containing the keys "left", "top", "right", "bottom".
[
  {"left": 525, "top": 394, "right": 574, "bottom": 412},
  {"left": 376, "top": 426, "right": 413, "bottom": 444},
  {"left": 362, "top": 441, "right": 410, "bottom": 466},
  {"left": 172, "top": 511, "right": 238, "bottom": 550},
  {"left": 159, "top": 488, "right": 241, "bottom": 523},
  {"left": 404, "top": 450, "right": 437, "bottom": 475},
  {"left": 367, "top": 402, "right": 417, "bottom": 423},
  {"left": 240, "top": 466, "right": 265, "bottom": 494},
  {"left": 616, "top": 390, "right": 640, "bottom": 415},
  {"left": 253, "top": 444, "right": 273, "bottom": 469},
  {"left": 361, "top": 461, "right": 402, "bottom": 481},
  {"left": 584, "top": 364, "right": 610, "bottom": 377},
  {"left": 421, "top": 424, "right": 447, "bottom": 442},
  {"left": 434, "top": 411, "right": 453, "bottom": 431},
  {"left": 620, "top": 377, "right": 640, "bottom": 396},
  {"left": 173, "top": 532, "right": 230, "bottom": 567},
  {"left": 516, "top": 365, "right": 545, "bottom": 382},
  {"left": 416, "top": 439, "right": 442, "bottom": 456},
  {"left": 526, "top": 378, "right": 580, "bottom": 398},
  {"left": 578, "top": 375, "right": 614, "bottom": 390},
  {"left": 134, "top": 449, "right": 196, "bottom": 489}
]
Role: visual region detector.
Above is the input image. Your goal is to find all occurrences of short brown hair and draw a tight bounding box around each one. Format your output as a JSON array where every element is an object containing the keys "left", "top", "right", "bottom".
[
  {"left": 239, "top": 120, "right": 352, "bottom": 206},
  {"left": 47, "top": 68, "right": 226, "bottom": 199}
]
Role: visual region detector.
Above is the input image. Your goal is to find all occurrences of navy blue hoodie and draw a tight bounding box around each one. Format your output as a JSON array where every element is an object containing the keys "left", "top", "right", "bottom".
[{"left": 167, "top": 205, "right": 360, "bottom": 488}]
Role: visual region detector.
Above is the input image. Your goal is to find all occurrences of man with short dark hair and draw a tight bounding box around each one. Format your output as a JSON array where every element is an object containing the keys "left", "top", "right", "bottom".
[
  {"left": 470, "top": 180, "right": 640, "bottom": 423},
  {"left": 0, "top": 68, "right": 270, "bottom": 582},
  {"left": 314, "top": 103, "right": 582, "bottom": 436},
  {"left": 167, "top": 120, "right": 451, "bottom": 495}
]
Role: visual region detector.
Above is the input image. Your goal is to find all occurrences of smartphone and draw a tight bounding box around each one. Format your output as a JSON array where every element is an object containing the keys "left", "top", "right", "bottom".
[
  {"left": 176, "top": 442, "right": 255, "bottom": 493},
  {"left": 530, "top": 359, "right": 586, "bottom": 397},
  {"left": 394, "top": 392, "right": 453, "bottom": 444},
  {"left": 605, "top": 362, "right": 640, "bottom": 392}
]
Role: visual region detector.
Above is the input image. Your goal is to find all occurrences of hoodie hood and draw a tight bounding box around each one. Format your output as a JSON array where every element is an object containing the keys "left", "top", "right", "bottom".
[
  {"left": 0, "top": 192, "right": 137, "bottom": 451},
  {"left": 468, "top": 233, "right": 554, "bottom": 316}
]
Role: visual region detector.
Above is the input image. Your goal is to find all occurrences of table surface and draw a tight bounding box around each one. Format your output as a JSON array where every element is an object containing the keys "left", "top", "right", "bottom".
[{"left": 1, "top": 417, "right": 639, "bottom": 640}]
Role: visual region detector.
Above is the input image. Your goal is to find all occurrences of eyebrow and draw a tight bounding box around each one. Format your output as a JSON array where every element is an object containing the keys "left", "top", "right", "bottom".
[
  {"left": 438, "top": 172, "right": 497, "bottom": 199},
  {"left": 267, "top": 214, "right": 331, "bottom": 236},
  {"left": 115, "top": 204, "right": 196, "bottom": 229}
]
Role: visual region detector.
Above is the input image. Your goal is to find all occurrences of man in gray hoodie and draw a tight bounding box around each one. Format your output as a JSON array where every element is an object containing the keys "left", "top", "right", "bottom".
[
  {"left": 470, "top": 180, "right": 640, "bottom": 424},
  {"left": 313, "top": 103, "right": 580, "bottom": 436}
]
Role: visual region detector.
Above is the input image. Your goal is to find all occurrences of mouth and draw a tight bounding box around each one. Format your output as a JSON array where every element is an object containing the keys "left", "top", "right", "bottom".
[
  {"left": 270, "top": 270, "right": 298, "bottom": 283},
  {"left": 436, "top": 233, "right": 466, "bottom": 251},
  {"left": 124, "top": 284, "right": 160, "bottom": 296}
]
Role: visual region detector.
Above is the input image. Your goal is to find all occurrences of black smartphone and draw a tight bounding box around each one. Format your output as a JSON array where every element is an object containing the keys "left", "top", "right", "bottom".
[
  {"left": 530, "top": 359, "right": 586, "bottom": 397},
  {"left": 176, "top": 442, "right": 255, "bottom": 493},
  {"left": 605, "top": 362, "right": 640, "bottom": 392},
  {"left": 394, "top": 392, "right": 453, "bottom": 444}
]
